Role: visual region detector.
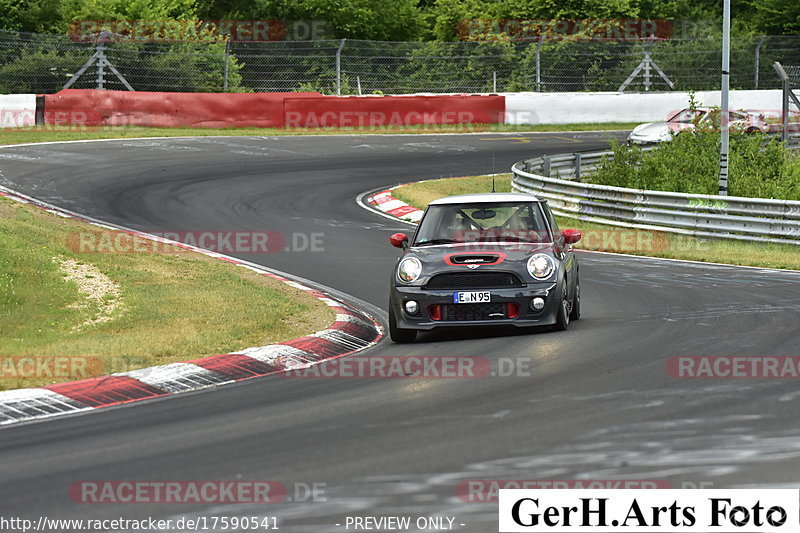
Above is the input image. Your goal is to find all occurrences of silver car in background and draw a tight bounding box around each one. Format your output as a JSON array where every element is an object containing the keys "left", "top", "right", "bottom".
[{"left": 628, "top": 107, "right": 770, "bottom": 144}]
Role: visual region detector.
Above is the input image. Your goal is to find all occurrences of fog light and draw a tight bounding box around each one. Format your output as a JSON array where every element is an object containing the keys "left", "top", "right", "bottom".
[
  {"left": 404, "top": 300, "right": 419, "bottom": 314},
  {"left": 530, "top": 297, "right": 545, "bottom": 311}
]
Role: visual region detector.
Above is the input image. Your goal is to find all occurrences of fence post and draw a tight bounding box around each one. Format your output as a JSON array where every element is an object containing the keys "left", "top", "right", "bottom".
[
  {"left": 535, "top": 36, "right": 543, "bottom": 91},
  {"left": 542, "top": 156, "right": 551, "bottom": 177},
  {"left": 95, "top": 37, "right": 106, "bottom": 90},
  {"left": 754, "top": 35, "right": 766, "bottom": 89},
  {"left": 782, "top": 76, "right": 790, "bottom": 143},
  {"left": 336, "top": 38, "right": 346, "bottom": 95},
  {"left": 223, "top": 40, "right": 230, "bottom": 92},
  {"left": 493, "top": 71, "right": 497, "bottom": 93},
  {"left": 574, "top": 152, "right": 582, "bottom": 182},
  {"left": 774, "top": 62, "right": 791, "bottom": 143}
]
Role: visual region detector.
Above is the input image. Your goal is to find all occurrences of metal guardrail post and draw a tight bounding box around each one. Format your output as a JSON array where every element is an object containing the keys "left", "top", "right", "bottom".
[
  {"left": 542, "top": 156, "right": 551, "bottom": 177},
  {"left": 783, "top": 78, "right": 790, "bottom": 143},
  {"left": 774, "top": 62, "right": 800, "bottom": 142},
  {"left": 535, "top": 36, "right": 543, "bottom": 92},
  {"left": 754, "top": 35, "right": 766, "bottom": 89},
  {"left": 223, "top": 40, "right": 230, "bottom": 92},
  {"left": 336, "top": 38, "right": 346, "bottom": 96},
  {"left": 574, "top": 152, "right": 582, "bottom": 182}
]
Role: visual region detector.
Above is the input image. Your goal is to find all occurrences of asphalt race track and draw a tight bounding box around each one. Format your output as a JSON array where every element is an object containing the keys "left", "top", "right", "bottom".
[{"left": 2, "top": 132, "right": 800, "bottom": 532}]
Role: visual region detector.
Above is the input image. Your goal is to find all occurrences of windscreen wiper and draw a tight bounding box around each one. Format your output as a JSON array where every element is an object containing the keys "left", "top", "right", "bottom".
[{"left": 414, "top": 238, "right": 461, "bottom": 246}]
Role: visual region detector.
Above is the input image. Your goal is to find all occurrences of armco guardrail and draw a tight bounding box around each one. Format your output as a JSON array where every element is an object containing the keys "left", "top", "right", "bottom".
[{"left": 512, "top": 146, "right": 800, "bottom": 245}]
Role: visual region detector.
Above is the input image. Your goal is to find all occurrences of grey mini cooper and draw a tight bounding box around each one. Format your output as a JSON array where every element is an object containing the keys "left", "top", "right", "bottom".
[{"left": 388, "top": 193, "right": 582, "bottom": 343}]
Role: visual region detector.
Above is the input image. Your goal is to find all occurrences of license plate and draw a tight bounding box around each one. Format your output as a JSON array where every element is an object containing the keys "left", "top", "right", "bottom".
[{"left": 453, "top": 291, "right": 491, "bottom": 304}]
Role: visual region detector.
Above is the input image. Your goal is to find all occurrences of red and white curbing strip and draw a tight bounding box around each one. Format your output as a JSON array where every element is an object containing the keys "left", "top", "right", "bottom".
[
  {"left": 366, "top": 188, "right": 424, "bottom": 223},
  {"left": 0, "top": 188, "right": 382, "bottom": 426}
]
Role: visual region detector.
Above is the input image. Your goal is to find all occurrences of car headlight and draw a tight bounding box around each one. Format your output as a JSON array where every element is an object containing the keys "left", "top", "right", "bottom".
[
  {"left": 527, "top": 253, "right": 554, "bottom": 280},
  {"left": 397, "top": 257, "right": 422, "bottom": 283}
]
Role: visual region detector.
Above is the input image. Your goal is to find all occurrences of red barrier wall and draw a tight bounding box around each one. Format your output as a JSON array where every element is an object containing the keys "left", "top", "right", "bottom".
[
  {"left": 44, "top": 90, "right": 321, "bottom": 128},
  {"left": 284, "top": 95, "right": 505, "bottom": 127},
  {"left": 43, "top": 90, "right": 505, "bottom": 128}
]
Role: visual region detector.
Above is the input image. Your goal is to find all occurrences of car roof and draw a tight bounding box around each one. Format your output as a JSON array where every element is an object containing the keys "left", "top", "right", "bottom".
[{"left": 428, "top": 193, "right": 544, "bottom": 205}]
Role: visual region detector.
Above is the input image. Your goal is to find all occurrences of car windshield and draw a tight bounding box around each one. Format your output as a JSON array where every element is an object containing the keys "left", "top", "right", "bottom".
[
  {"left": 667, "top": 109, "right": 705, "bottom": 123},
  {"left": 414, "top": 202, "right": 550, "bottom": 245}
]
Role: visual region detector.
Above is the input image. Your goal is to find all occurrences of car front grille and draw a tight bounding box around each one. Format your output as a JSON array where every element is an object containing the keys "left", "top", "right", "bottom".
[
  {"left": 426, "top": 272, "right": 523, "bottom": 289},
  {"left": 439, "top": 303, "right": 508, "bottom": 321}
]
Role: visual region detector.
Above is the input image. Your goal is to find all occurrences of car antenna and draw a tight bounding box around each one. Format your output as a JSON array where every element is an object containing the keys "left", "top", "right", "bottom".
[{"left": 491, "top": 153, "right": 496, "bottom": 193}]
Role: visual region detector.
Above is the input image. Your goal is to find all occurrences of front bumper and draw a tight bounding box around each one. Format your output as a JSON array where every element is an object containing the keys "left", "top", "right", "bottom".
[
  {"left": 390, "top": 283, "right": 560, "bottom": 330},
  {"left": 627, "top": 134, "right": 667, "bottom": 145}
]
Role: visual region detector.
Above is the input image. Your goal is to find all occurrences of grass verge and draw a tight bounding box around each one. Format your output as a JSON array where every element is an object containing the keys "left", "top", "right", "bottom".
[
  {"left": 0, "top": 123, "right": 637, "bottom": 146},
  {"left": 0, "top": 196, "right": 334, "bottom": 391},
  {"left": 391, "top": 174, "right": 800, "bottom": 270}
]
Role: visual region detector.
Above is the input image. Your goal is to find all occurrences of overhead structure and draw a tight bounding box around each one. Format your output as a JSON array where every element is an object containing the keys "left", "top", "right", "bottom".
[
  {"left": 64, "top": 30, "right": 134, "bottom": 91},
  {"left": 618, "top": 40, "right": 675, "bottom": 92}
]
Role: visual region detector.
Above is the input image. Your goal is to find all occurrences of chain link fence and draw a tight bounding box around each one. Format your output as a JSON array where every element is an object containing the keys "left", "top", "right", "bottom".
[{"left": 0, "top": 30, "right": 798, "bottom": 95}]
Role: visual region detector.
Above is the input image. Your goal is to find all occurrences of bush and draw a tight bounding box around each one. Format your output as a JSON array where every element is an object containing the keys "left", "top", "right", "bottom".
[
  {"left": 0, "top": 47, "right": 88, "bottom": 93},
  {"left": 591, "top": 133, "right": 800, "bottom": 200}
]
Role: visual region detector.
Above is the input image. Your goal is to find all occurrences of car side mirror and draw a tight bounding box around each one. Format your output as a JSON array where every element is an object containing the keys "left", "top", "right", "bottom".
[
  {"left": 390, "top": 232, "right": 409, "bottom": 249},
  {"left": 562, "top": 229, "right": 581, "bottom": 245}
]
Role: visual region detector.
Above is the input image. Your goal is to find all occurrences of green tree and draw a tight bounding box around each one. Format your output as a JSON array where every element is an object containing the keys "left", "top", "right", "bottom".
[
  {"left": 748, "top": 0, "right": 800, "bottom": 34},
  {"left": 196, "top": 0, "right": 423, "bottom": 40},
  {"left": 61, "top": 0, "right": 201, "bottom": 21},
  {"left": 0, "top": 0, "right": 65, "bottom": 33}
]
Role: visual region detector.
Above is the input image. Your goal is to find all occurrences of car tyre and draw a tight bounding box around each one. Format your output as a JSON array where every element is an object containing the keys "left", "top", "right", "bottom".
[
  {"left": 569, "top": 277, "right": 581, "bottom": 321},
  {"left": 553, "top": 287, "right": 570, "bottom": 331},
  {"left": 389, "top": 305, "right": 417, "bottom": 343}
]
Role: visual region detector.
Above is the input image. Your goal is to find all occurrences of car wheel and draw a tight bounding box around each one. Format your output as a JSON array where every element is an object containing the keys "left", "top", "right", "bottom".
[
  {"left": 569, "top": 277, "right": 581, "bottom": 321},
  {"left": 389, "top": 305, "right": 417, "bottom": 343},
  {"left": 553, "top": 286, "right": 570, "bottom": 331}
]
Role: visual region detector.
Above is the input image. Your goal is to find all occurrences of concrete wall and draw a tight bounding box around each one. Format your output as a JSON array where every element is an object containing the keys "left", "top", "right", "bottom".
[
  {"left": 504, "top": 90, "right": 783, "bottom": 125},
  {"left": 0, "top": 94, "right": 37, "bottom": 128}
]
